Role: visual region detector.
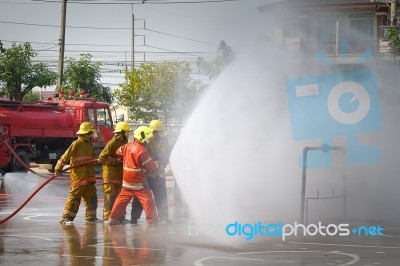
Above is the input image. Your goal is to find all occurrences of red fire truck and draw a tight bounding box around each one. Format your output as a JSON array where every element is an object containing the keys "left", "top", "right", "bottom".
[{"left": 0, "top": 91, "right": 114, "bottom": 173}]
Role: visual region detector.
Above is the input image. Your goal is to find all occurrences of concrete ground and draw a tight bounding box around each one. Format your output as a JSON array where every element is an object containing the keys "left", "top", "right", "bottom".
[{"left": 1, "top": 170, "right": 400, "bottom": 265}]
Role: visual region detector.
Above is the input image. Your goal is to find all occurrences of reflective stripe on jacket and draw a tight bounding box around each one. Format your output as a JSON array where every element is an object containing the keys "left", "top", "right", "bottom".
[
  {"left": 116, "top": 139, "right": 158, "bottom": 185},
  {"left": 55, "top": 135, "right": 96, "bottom": 185},
  {"left": 122, "top": 181, "right": 144, "bottom": 190},
  {"left": 98, "top": 134, "right": 127, "bottom": 184}
]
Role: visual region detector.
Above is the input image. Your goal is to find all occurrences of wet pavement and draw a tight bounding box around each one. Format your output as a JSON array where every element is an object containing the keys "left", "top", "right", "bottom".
[{"left": 1, "top": 171, "right": 400, "bottom": 265}]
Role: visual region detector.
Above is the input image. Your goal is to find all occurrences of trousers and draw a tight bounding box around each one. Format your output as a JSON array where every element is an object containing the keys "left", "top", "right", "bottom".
[
  {"left": 131, "top": 175, "right": 168, "bottom": 221},
  {"left": 110, "top": 187, "right": 158, "bottom": 224},
  {"left": 61, "top": 183, "right": 98, "bottom": 222}
]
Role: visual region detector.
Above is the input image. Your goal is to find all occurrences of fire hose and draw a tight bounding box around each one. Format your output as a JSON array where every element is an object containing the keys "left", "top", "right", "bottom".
[
  {"left": 1, "top": 139, "right": 50, "bottom": 179},
  {"left": 0, "top": 139, "right": 98, "bottom": 224}
]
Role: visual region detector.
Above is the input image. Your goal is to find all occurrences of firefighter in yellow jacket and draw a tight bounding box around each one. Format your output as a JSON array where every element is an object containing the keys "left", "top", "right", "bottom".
[
  {"left": 98, "top": 121, "right": 131, "bottom": 221},
  {"left": 55, "top": 121, "right": 98, "bottom": 224}
]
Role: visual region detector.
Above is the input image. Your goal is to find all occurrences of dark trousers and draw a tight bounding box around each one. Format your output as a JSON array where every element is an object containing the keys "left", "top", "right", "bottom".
[
  {"left": 131, "top": 175, "right": 169, "bottom": 221},
  {"left": 174, "top": 181, "right": 182, "bottom": 207}
]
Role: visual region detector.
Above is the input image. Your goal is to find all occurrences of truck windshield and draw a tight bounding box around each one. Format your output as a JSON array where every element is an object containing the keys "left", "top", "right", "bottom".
[
  {"left": 88, "top": 108, "right": 95, "bottom": 125},
  {"left": 96, "top": 108, "right": 112, "bottom": 128}
]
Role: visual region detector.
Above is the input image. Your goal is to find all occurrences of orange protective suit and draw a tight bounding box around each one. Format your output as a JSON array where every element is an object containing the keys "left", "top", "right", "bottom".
[{"left": 109, "top": 139, "right": 158, "bottom": 225}]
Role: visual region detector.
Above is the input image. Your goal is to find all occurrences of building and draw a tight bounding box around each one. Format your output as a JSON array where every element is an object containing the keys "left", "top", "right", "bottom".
[
  {"left": 258, "top": 0, "right": 400, "bottom": 62},
  {"left": 110, "top": 103, "right": 131, "bottom": 123}
]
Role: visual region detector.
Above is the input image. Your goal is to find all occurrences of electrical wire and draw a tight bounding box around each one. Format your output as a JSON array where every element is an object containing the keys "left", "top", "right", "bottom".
[
  {"left": 0, "top": 19, "right": 219, "bottom": 48},
  {"left": 24, "top": 0, "right": 239, "bottom": 4}
]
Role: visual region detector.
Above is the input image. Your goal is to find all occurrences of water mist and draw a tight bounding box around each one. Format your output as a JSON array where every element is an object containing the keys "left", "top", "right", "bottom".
[
  {"left": 170, "top": 32, "right": 400, "bottom": 240},
  {"left": 3, "top": 172, "right": 69, "bottom": 209}
]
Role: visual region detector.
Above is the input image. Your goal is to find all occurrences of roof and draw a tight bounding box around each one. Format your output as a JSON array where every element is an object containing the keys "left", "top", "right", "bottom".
[{"left": 258, "top": 0, "right": 395, "bottom": 13}]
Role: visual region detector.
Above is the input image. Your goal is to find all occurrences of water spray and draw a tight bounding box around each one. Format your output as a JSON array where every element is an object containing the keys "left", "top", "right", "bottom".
[{"left": 0, "top": 138, "right": 98, "bottom": 224}]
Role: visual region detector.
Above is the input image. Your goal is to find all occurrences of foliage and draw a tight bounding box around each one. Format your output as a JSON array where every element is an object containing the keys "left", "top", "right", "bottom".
[
  {"left": 63, "top": 53, "right": 113, "bottom": 103},
  {"left": 0, "top": 41, "right": 57, "bottom": 101},
  {"left": 386, "top": 26, "right": 400, "bottom": 61},
  {"left": 114, "top": 61, "right": 200, "bottom": 123},
  {"left": 197, "top": 40, "right": 235, "bottom": 79},
  {"left": 23, "top": 91, "right": 41, "bottom": 102}
]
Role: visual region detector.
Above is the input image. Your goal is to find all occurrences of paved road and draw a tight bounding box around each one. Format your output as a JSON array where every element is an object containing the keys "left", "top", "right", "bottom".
[{"left": 1, "top": 171, "right": 400, "bottom": 265}]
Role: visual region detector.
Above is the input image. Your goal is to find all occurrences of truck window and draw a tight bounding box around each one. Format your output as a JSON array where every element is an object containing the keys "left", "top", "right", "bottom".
[
  {"left": 97, "top": 108, "right": 112, "bottom": 128},
  {"left": 88, "top": 108, "right": 95, "bottom": 125}
]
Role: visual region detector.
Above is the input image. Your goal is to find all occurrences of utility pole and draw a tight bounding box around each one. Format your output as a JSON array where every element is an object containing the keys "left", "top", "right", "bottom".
[
  {"left": 57, "top": 0, "right": 67, "bottom": 90},
  {"left": 132, "top": 4, "right": 135, "bottom": 69},
  {"left": 390, "top": 0, "right": 397, "bottom": 26},
  {"left": 144, "top": 20, "right": 146, "bottom": 63}
]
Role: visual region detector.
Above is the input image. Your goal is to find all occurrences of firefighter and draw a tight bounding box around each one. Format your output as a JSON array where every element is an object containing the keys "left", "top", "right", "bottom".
[
  {"left": 106, "top": 126, "right": 159, "bottom": 225},
  {"left": 56, "top": 121, "right": 98, "bottom": 225},
  {"left": 131, "top": 120, "right": 171, "bottom": 224},
  {"left": 98, "top": 121, "right": 131, "bottom": 221}
]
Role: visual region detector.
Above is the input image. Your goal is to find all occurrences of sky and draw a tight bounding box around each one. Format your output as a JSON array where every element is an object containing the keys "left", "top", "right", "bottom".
[{"left": 0, "top": 0, "right": 278, "bottom": 90}]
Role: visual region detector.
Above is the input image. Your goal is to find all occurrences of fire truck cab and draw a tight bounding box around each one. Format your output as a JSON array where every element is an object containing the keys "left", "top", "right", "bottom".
[{"left": 0, "top": 91, "right": 114, "bottom": 173}]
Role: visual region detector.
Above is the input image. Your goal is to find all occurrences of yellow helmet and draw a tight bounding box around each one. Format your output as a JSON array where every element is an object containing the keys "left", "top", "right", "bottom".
[
  {"left": 149, "top": 120, "right": 165, "bottom": 132},
  {"left": 113, "top": 121, "right": 132, "bottom": 133},
  {"left": 134, "top": 126, "right": 153, "bottom": 143},
  {"left": 76, "top": 121, "right": 95, "bottom": 135}
]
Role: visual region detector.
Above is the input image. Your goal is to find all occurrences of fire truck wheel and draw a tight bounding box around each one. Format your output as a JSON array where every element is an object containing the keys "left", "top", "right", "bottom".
[{"left": 13, "top": 150, "right": 29, "bottom": 172}]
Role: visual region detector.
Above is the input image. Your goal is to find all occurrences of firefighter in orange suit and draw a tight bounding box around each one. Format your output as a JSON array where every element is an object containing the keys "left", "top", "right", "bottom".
[
  {"left": 98, "top": 121, "right": 131, "bottom": 221},
  {"left": 107, "top": 126, "right": 159, "bottom": 225},
  {"left": 56, "top": 121, "right": 98, "bottom": 224},
  {"left": 131, "top": 119, "right": 171, "bottom": 224}
]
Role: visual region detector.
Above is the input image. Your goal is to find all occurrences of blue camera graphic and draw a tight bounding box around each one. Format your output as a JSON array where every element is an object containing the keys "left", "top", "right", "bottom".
[{"left": 286, "top": 69, "right": 382, "bottom": 167}]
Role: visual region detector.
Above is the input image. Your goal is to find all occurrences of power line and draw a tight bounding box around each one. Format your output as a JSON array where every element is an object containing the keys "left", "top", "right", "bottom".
[
  {"left": 0, "top": 20, "right": 219, "bottom": 47},
  {"left": 33, "top": 51, "right": 214, "bottom": 55},
  {"left": 1, "top": 39, "right": 217, "bottom": 55},
  {"left": 144, "top": 28, "right": 217, "bottom": 46},
  {"left": 37, "top": 45, "right": 59, "bottom": 52},
  {"left": 0, "top": 19, "right": 130, "bottom": 29},
  {"left": 0, "top": 1, "right": 47, "bottom": 4},
  {"left": 1, "top": 40, "right": 59, "bottom": 45},
  {"left": 138, "top": 0, "right": 239, "bottom": 4},
  {"left": 144, "top": 44, "right": 202, "bottom": 57},
  {"left": 23, "top": 0, "right": 238, "bottom": 4},
  {"left": 0, "top": 39, "right": 140, "bottom": 47}
]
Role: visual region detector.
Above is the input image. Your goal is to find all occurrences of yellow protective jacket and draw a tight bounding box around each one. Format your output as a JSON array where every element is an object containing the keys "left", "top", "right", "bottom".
[
  {"left": 55, "top": 135, "right": 96, "bottom": 186},
  {"left": 148, "top": 135, "right": 171, "bottom": 169},
  {"left": 98, "top": 133, "right": 128, "bottom": 184}
]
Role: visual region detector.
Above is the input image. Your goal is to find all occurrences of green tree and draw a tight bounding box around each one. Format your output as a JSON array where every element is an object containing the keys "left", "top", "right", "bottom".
[
  {"left": 23, "top": 91, "right": 40, "bottom": 101},
  {"left": 386, "top": 26, "right": 400, "bottom": 61},
  {"left": 197, "top": 40, "right": 235, "bottom": 80},
  {"left": 0, "top": 41, "right": 57, "bottom": 101},
  {"left": 63, "top": 53, "right": 113, "bottom": 103},
  {"left": 114, "top": 61, "right": 199, "bottom": 123}
]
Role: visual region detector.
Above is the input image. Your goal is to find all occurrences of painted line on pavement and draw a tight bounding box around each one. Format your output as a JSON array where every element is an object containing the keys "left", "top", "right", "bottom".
[
  {"left": 237, "top": 250, "right": 359, "bottom": 266},
  {"left": 194, "top": 256, "right": 264, "bottom": 266},
  {"left": 289, "top": 241, "right": 400, "bottom": 249}
]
